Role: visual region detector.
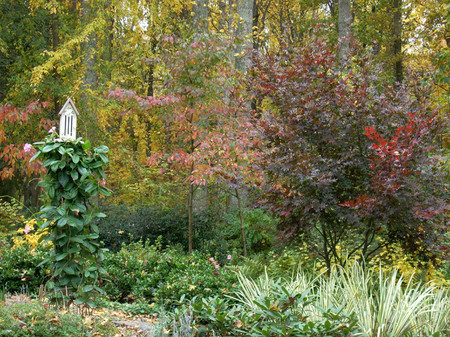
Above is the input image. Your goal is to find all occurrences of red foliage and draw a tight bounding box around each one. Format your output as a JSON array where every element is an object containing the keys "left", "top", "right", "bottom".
[
  {"left": 252, "top": 37, "right": 448, "bottom": 263},
  {"left": 109, "top": 33, "right": 261, "bottom": 189},
  {"left": 0, "top": 101, "right": 51, "bottom": 180}
]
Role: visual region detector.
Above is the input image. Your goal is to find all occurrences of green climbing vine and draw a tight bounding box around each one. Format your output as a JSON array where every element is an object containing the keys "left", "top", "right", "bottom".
[{"left": 31, "top": 131, "right": 111, "bottom": 307}]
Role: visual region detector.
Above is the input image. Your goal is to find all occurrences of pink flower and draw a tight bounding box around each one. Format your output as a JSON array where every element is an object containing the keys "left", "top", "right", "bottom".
[
  {"left": 215, "top": 264, "right": 219, "bottom": 269},
  {"left": 23, "top": 143, "right": 32, "bottom": 152},
  {"left": 24, "top": 225, "right": 31, "bottom": 234},
  {"left": 101, "top": 178, "right": 106, "bottom": 186},
  {"left": 209, "top": 257, "right": 214, "bottom": 262},
  {"left": 143, "top": 260, "right": 147, "bottom": 264},
  {"left": 49, "top": 126, "right": 56, "bottom": 133},
  {"left": 75, "top": 260, "right": 79, "bottom": 263},
  {"left": 227, "top": 255, "right": 232, "bottom": 260}
]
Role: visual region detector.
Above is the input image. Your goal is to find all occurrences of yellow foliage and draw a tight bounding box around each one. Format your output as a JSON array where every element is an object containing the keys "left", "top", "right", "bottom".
[
  {"left": 13, "top": 218, "right": 51, "bottom": 253},
  {"left": 0, "top": 199, "right": 25, "bottom": 235},
  {"left": 369, "top": 243, "right": 449, "bottom": 288}
]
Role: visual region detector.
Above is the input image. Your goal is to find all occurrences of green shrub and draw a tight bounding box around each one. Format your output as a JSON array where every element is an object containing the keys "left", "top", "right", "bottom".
[
  {"left": 173, "top": 286, "right": 360, "bottom": 337},
  {"left": 0, "top": 240, "right": 51, "bottom": 294},
  {"left": 96, "top": 205, "right": 186, "bottom": 251},
  {"left": 97, "top": 205, "right": 212, "bottom": 252},
  {"left": 233, "top": 262, "right": 449, "bottom": 337},
  {"left": 221, "top": 208, "right": 278, "bottom": 256},
  {"left": 0, "top": 301, "right": 117, "bottom": 336},
  {"left": 0, "top": 199, "right": 24, "bottom": 236},
  {"left": 101, "top": 240, "right": 238, "bottom": 308}
]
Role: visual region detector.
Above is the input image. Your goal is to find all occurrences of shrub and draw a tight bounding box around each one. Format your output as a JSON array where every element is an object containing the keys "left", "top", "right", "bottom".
[
  {"left": 233, "top": 261, "right": 449, "bottom": 337},
  {"left": 221, "top": 208, "right": 277, "bottom": 256},
  {"left": 0, "top": 239, "right": 51, "bottom": 294},
  {"left": 0, "top": 198, "right": 24, "bottom": 236},
  {"left": 97, "top": 204, "right": 227, "bottom": 255},
  {"left": 101, "top": 240, "right": 238, "bottom": 308},
  {"left": 253, "top": 37, "right": 448, "bottom": 272},
  {"left": 0, "top": 301, "right": 117, "bottom": 336},
  {"left": 170, "top": 286, "right": 360, "bottom": 337}
]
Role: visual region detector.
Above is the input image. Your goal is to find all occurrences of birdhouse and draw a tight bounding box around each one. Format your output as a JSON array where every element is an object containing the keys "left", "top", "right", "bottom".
[{"left": 58, "top": 98, "right": 79, "bottom": 141}]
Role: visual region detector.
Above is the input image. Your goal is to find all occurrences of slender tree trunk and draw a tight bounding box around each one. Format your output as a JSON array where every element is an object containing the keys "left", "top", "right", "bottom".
[
  {"left": 371, "top": 6, "right": 381, "bottom": 55},
  {"left": 81, "top": 0, "right": 98, "bottom": 141},
  {"left": 235, "top": 0, "right": 253, "bottom": 72},
  {"left": 235, "top": 188, "right": 247, "bottom": 257},
  {"left": 193, "top": 0, "right": 208, "bottom": 29},
  {"left": 393, "top": 0, "right": 403, "bottom": 85},
  {"left": 188, "top": 182, "right": 194, "bottom": 254},
  {"left": 329, "top": 0, "right": 338, "bottom": 18},
  {"left": 105, "top": 0, "right": 114, "bottom": 82},
  {"left": 252, "top": 0, "right": 259, "bottom": 50},
  {"left": 218, "top": 0, "right": 226, "bottom": 30},
  {"left": 338, "top": 0, "right": 352, "bottom": 66},
  {"left": 322, "top": 226, "right": 331, "bottom": 277},
  {"left": 146, "top": 63, "right": 154, "bottom": 97},
  {"left": 50, "top": 13, "right": 61, "bottom": 113}
]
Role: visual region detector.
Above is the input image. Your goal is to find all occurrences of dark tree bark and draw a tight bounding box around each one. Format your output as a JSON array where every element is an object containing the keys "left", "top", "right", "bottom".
[
  {"left": 392, "top": 0, "right": 403, "bottom": 85},
  {"left": 235, "top": 188, "right": 247, "bottom": 257}
]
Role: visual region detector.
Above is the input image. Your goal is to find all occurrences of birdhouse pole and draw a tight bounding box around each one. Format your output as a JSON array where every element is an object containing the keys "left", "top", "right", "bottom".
[{"left": 58, "top": 98, "right": 79, "bottom": 141}]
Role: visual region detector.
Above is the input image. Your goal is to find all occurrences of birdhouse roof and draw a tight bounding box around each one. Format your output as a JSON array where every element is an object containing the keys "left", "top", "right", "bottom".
[{"left": 58, "top": 98, "right": 79, "bottom": 116}]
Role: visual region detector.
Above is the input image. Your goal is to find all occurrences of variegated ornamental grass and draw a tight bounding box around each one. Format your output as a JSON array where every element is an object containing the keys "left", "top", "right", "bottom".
[{"left": 231, "top": 262, "right": 449, "bottom": 337}]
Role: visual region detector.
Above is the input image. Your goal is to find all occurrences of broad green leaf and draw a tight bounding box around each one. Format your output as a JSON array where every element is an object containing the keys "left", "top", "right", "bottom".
[
  {"left": 71, "top": 237, "right": 85, "bottom": 244},
  {"left": 55, "top": 252, "right": 68, "bottom": 261},
  {"left": 63, "top": 266, "right": 75, "bottom": 275},
  {"left": 98, "top": 153, "right": 109, "bottom": 164},
  {"left": 56, "top": 207, "right": 66, "bottom": 216},
  {"left": 78, "top": 167, "right": 88, "bottom": 176},
  {"left": 82, "top": 285, "right": 94, "bottom": 292},
  {"left": 95, "top": 145, "right": 109, "bottom": 153},
  {"left": 67, "top": 215, "right": 84, "bottom": 230},
  {"left": 93, "top": 212, "right": 106, "bottom": 218},
  {"left": 29, "top": 150, "right": 42, "bottom": 162},
  {"left": 57, "top": 217, "right": 68, "bottom": 227},
  {"left": 68, "top": 247, "right": 80, "bottom": 254},
  {"left": 42, "top": 143, "right": 61, "bottom": 153},
  {"left": 70, "top": 170, "right": 79, "bottom": 180},
  {"left": 63, "top": 187, "right": 78, "bottom": 199},
  {"left": 82, "top": 140, "right": 91, "bottom": 150},
  {"left": 48, "top": 186, "right": 55, "bottom": 198},
  {"left": 58, "top": 172, "right": 69, "bottom": 187}
]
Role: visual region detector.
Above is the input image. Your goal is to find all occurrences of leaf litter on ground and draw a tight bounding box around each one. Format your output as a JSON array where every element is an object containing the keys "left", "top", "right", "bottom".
[{"left": 2, "top": 294, "right": 157, "bottom": 336}]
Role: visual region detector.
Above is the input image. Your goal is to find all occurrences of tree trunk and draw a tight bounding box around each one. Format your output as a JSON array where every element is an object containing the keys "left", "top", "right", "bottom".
[
  {"left": 50, "top": 12, "right": 61, "bottom": 114},
  {"left": 81, "top": 0, "right": 98, "bottom": 141},
  {"left": 235, "top": 0, "right": 253, "bottom": 72},
  {"left": 338, "top": 0, "right": 352, "bottom": 66},
  {"left": 235, "top": 188, "right": 247, "bottom": 257},
  {"left": 218, "top": 0, "right": 227, "bottom": 31},
  {"left": 193, "top": 0, "right": 208, "bottom": 29},
  {"left": 329, "top": 0, "right": 338, "bottom": 18},
  {"left": 252, "top": 0, "right": 259, "bottom": 50},
  {"left": 188, "top": 182, "right": 194, "bottom": 254},
  {"left": 392, "top": 0, "right": 403, "bottom": 85}
]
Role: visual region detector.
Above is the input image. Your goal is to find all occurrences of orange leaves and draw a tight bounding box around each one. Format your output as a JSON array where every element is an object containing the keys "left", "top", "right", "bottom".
[{"left": 0, "top": 101, "right": 50, "bottom": 181}]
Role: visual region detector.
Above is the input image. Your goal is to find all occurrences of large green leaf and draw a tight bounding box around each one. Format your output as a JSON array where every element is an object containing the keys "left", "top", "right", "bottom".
[
  {"left": 72, "top": 153, "right": 80, "bottom": 164},
  {"left": 42, "top": 143, "right": 61, "bottom": 153},
  {"left": 55, "top": 252, "right": 69, "bottom": 261},
  {"left": 58, "top": 172, "right": 69, "bottom": 187},
  {"left": 95, "top": 145, "right": 109, "bottom": 153}
]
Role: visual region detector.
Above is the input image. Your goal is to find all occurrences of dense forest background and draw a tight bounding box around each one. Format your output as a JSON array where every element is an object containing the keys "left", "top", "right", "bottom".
[{"left": 0, "top": 0, "right": 448, "bottom": 270}]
